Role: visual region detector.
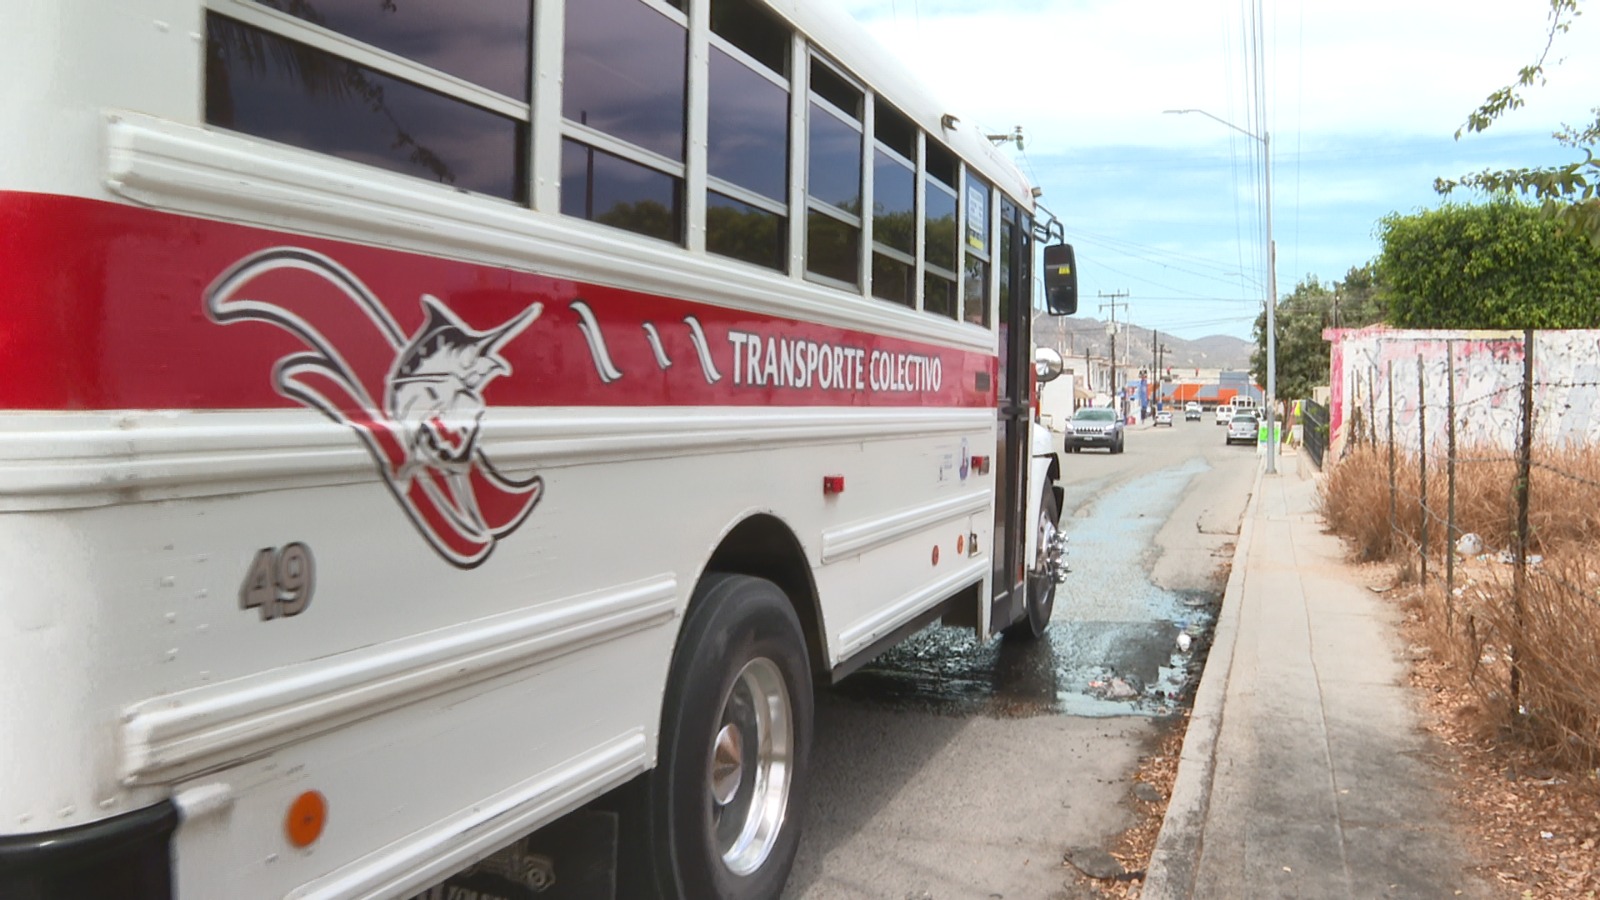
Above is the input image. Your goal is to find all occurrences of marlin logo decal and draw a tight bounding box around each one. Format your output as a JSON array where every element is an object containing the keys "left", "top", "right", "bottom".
[{"left": 206, "top": 247, "right": 543, "bottom": 568}]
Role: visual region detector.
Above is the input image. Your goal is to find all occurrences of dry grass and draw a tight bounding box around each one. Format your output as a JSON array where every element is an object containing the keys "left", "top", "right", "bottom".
[
  {"left": 1323, "top": 443, "right": 1600, "bottom": 560},
  {"left": 1453, "top": 557, "right": 1600, "bottom": 772},
  {"left": 1322, "top": 441, "right": 1600, "bottom": 895},
  {"left": 1397, "top": 574, "right": 1600, "bottom": 897},
  {"left": 1322, "top": 442, "right": 1600, "bottom": 769}
]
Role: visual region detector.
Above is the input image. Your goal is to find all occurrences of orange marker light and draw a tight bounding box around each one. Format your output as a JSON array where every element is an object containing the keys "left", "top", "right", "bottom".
[
  {"left": 956, "top": 534, "right": 965, "bottom": 554},
  {"left": 285, "top": 790, "right": 327, "bottom": 848},
  {"left": 931, "top": 545, "right": 940, "bottom": 565}
]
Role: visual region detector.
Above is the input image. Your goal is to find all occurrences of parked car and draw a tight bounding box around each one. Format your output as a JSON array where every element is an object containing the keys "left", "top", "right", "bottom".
[
  {"left": 1226, "top": 412, "right": 1259, "bottom": 445},
  {"left": 1064, "top": 406, "right": 1125, "bottom": 453},
  {"left": 1215, "top": 405, "right": 1234, "bottom": 425},
  {"left": 1184, "top": 402, "right": 1202, "bottom": 421},
  {"left": 1154, "top": 410, "right": 1174, "bottom": 427}
]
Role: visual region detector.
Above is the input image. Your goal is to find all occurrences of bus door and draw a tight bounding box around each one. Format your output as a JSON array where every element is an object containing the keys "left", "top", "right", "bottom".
[{"left": 989, "top": 200, "right": 1032, "bottom": 632}]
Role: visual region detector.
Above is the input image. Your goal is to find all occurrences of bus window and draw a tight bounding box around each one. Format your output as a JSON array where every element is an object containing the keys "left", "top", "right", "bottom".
[
  {"left": 203, "top": 12, "right": 528, "bottom": 201},
  {"left": 706, "top": 0, "right": 791, "bottom": 271},
  {"left": 963, "top": 170, "right": 992, "bottom": 327},
  {"left": 871, "top": 103, "right": 917, "bottom": 307},
  {"left": 805, "top": 58, "right": 863, "bottom": 287},
  {"left": 924, "top": 140, "right": 959, "bottom": 318},
  {"left": 560, "top": 140, "right": 684, "bottom": 243},
  {"left": 246, "top": 0, "right": 533, "bottom": 100},
  {"left": 562, "top": 0, "right": 687, "bottom": 242}
]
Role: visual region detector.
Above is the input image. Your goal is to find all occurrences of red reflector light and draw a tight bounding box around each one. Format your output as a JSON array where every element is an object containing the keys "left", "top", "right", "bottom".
[
  {"left": 970, "top": 455, "right": 990, "bottom": 475},
  {"left": 823, "top": 475, "right": 845, "bottom": 495}
]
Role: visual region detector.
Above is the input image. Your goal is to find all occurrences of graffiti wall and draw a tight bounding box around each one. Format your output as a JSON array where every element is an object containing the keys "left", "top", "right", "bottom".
[{"left": 1325, "top": 327, "right": 1600, "bottom": 459}]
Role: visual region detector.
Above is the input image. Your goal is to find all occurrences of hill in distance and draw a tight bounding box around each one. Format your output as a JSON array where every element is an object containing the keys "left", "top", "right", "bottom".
[{"left": 1033, "top": 314, "right": 1254, "bottom": 375}]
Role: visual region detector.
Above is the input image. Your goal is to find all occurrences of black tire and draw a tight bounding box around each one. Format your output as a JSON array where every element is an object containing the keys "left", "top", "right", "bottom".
[
  {"left": 644, "top": 574, "right": 812, "bottom": 900},
  {"left": 1004, "top": 491, "right": 1061, "bottom": 641},
  {"left": 1113, "top": 436, "right": 1124, "bottom": 454}
]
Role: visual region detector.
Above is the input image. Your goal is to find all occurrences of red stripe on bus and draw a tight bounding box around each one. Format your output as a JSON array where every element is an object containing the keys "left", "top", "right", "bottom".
[{"left": 0, "top": 193, "right": 998, "bottom": 411}]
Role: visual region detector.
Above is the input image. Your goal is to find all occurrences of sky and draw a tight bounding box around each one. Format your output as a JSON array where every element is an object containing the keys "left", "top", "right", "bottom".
[{"left": 842, "top": 0, "right": 1600, "bottom": 340}]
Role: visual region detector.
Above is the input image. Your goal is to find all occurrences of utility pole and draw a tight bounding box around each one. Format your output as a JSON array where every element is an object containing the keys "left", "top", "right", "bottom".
[
  {"left": 1155, "top": 341, "right": 1171, "bottom": 405},
  {"left": 1151, "top": 330, "right": 1160, "bottom": 407},
  {"left": 1165, "top": 107, "right": 1278, "bottom": 473},
  {"left": 1098, "top": 291, "right": 1129, "bottom": 412}
]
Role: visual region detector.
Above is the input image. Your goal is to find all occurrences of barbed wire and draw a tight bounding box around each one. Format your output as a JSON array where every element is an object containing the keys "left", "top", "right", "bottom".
[
  {"left": 1350, "top": 374, "right": 1600, "bottom": 414},
  {"left": 1531, "top": 459, "right": 1600, "bottom": 490}
]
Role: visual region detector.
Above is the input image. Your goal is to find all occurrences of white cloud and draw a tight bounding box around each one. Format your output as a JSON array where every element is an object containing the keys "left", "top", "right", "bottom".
[
  {"left": 841, "top": 0, "right": 1600, "bottom": 339},
  {"left": 848, "top": 0, "right": 1599, "bottom": 152}
]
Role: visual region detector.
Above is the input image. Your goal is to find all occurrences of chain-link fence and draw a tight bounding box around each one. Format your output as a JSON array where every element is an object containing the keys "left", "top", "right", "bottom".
[{"left": 1330, "top": 329, "right": 1600, "bottom": 767}]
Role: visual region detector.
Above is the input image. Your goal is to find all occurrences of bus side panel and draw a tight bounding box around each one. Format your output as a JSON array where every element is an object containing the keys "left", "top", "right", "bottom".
[{"left": 809, "top": 428, "right": 997, "bottom": 666}]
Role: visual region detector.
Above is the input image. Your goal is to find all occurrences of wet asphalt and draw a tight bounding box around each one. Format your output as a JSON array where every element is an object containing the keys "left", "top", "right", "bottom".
[
  {"left": 786, "top": 417, "right": 1260, "bottom": 899},
  {"left": 832, "top": 426, "right": 1239, "bottom": 720}
]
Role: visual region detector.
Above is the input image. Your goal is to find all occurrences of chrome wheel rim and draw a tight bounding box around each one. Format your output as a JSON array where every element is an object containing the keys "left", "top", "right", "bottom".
[
  {"left": 1038, "top": 510, "right": 1059, "bottom": 582},
  {"left": 709, "top": 657, "right": 793, "bottom": 876},
  {"left": 1034, "top": 504, "right": 1062, "bottom": 616}
]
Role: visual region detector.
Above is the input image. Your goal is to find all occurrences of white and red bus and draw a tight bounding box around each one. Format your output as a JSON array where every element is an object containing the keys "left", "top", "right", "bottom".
[{"left": 0, "top": 0, "right": 1079, "bottom": 897}]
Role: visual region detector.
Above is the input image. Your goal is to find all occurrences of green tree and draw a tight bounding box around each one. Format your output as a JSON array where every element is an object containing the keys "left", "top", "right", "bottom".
[
  {"left": 1436, "top": 0, "right": 1600, "bottom": 242},
  {"left": 1251, "top": 269, "right": 1387, "bottom": 400},
  {"left": 1331, "top": 264, "right": 1384, "bottom": 327},
  {"left": 1250, "top": 277, "right": 1330, "bottom": 402},
  {"left": 1373, "top": 200, "right": 1600, "bottom": 329}
]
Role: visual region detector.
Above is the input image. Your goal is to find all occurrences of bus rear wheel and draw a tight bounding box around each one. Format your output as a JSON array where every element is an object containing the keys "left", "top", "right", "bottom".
[{"left": 646, "top": 574, "right": 812, "bottom": 900}]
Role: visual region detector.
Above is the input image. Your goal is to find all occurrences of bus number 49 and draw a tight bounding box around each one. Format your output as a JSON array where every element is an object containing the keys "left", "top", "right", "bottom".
[{"left": 240, "top": 543, "right": 315, "bottom": 620}]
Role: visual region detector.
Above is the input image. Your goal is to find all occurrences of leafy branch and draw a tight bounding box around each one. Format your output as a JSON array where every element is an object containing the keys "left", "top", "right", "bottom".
[
  {"left": 1454, "top": 0, "right": 1580, "bottom": 139},
  {"left": 1437, "top": 0, "right": 1597, "bottom": 242},
  {"left": 1437, "top": 116, "right": 1600, "bottom": 243}
]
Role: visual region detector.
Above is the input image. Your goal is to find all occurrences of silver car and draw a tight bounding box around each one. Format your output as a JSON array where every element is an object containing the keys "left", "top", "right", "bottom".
[
  {"left": 1225, "top": 412, "right": 1259, "bottom": 445},
  {"left": 1064, "top": 407, "right": 1125, "bottom": 454}
]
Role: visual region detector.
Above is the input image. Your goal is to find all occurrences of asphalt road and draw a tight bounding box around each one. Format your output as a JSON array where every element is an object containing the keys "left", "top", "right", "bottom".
[{"left": 782, "top": 414, "right": 1259, "bottom": 899}]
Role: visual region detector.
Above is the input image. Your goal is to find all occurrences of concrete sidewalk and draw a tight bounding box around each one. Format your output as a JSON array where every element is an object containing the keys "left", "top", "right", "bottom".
[{"left": 1143, "top": 449, "right": 1492, "bottom": 899}]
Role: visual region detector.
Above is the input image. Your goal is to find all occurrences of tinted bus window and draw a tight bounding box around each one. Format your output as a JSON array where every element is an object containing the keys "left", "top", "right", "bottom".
[
  {"left": 565, "top": 0, "right": 686, "bottom": 162},
  {"left": 709, "top": 192, "right": 786, "bottom": 270},
  {"left": 248, "top": 0, "right": 532, "bottom": 100},
  {"left": 808, "top": 105, "right": 861, "bottom": 212},
  {"left": 708, "top": 46, "right": 788, "bottom": 203},
  {"left": 205, "top": 14, "right": 526, "bottom": 201},
  {"left": 562, "top": 139, "right": 683, "bottom": 243}
]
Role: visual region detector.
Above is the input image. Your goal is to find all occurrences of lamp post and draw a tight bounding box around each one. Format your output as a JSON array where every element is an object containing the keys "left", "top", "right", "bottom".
[{"left": 1164, "top": 108, "right": 1278, "bottom": 475}]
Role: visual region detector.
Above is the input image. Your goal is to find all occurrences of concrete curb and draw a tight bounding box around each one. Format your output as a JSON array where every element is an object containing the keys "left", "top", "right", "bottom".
[{"left": 1139, "top": 456, "right": 1269, "bottom": 899}]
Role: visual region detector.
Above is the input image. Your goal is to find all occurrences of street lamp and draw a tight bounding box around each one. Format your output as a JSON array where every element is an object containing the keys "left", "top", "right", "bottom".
[{"left": 1164, "top": 108, "right": 1278, "bottom": 475}]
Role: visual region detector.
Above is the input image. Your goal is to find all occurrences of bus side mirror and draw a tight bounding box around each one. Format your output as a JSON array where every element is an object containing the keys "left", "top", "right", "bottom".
[
  {"left": 1042, "top": 244, "right": 1078, "bottom": 315},
  {"left": 1034, "top": 347, "right": 1064, "bottom": 383}
]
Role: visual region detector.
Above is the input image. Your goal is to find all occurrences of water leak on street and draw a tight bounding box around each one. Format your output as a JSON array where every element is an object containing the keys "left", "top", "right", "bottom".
[{"left": 832, "top": 457, "right": 1225, "bottom": 719}]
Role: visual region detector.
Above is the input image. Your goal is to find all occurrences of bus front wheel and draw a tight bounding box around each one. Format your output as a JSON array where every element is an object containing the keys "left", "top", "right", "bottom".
[
  {"left": 1003, "top": 491, "right": 1061, "bottom": 641},
  {"left": 646, "top": 574, "right": 813, "bottom": 900}
]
